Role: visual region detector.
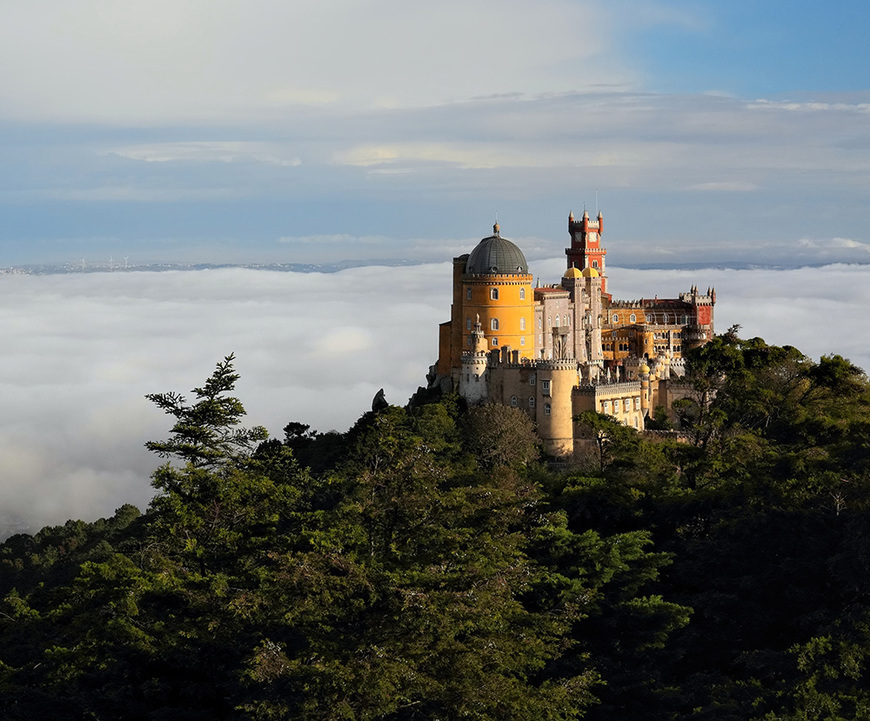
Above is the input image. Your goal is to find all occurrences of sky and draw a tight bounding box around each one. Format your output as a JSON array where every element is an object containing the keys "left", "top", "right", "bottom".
[{"left": 0, "top": 0, "right": 868, "bottom": 267}]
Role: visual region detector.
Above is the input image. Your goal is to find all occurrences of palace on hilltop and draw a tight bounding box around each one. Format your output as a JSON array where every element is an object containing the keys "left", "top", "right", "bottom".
[{"left": 429, "top": 211, "right": 715, "bottom": 456}]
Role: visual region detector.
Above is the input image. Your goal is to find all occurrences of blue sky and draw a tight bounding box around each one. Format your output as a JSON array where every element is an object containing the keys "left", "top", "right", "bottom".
[{"left": 0, "top": 0, "right": 868, "bottom": 267}]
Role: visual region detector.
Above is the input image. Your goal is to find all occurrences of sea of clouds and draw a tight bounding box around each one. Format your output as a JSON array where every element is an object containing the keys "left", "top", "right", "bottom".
[{"left": 1, "top": 261, "right": 868, "bottom": 535}]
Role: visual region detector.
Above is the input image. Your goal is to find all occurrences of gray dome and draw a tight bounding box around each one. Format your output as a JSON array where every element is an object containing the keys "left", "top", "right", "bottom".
[{"left": 465, "top": 226, "right": 529, "bottom": 275}]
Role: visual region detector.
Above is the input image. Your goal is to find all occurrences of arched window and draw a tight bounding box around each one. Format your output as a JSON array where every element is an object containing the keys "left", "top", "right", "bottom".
[
  {"left": 490, "top": 288, "right": 499, "bottom": 300},
  {"left": 544, "top": 403, "right": 551, "bottom": 416},
  {"left": 519, "top": 287, "right": 526, "bottom": 300},
  {"left": 491, "top": 337, "right": 498, "bottom": 346},
  {"left": 510, "top": 396, "right": 518, "bottom": 407},
  {"left": 520, "top": 337, "right": 525, "bottom": 346},
  {"left": 466, "top": 317, "right": 472, "bottom": 330},
  {"left": 528, "top": 397, "right": 535, "bottom": 409},
  {"left": 537, "top": 318, "right": 542, "bottom": 329},
  {"left": 466, "top": 287, "right": 472, "bottom": 300},
  {"left": 520, "top": 317, "right": 526, "bottom": 331},
  {"left": 592, "top": 260, "right": 598, "bottom": 268},
  {"left": 629, "top": 313, "right": 637, "bottom": 323},
  {"left": 491, "top": 318, "right": 499, "bottom": 331}
]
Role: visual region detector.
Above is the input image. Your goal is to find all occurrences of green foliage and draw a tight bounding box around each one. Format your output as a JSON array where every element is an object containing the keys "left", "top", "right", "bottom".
[
  {"left": 462, "top": 403, "right": 540, "bottom": 470},
  {"left": 145, "top": 353, "right": 268, "bottom": 468},
  {"left": 4, "top": 336, "right": 868, "bottom": 719}
]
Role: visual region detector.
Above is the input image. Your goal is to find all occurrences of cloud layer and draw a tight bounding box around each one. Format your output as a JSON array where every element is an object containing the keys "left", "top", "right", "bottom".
[{"left": 1, "top": 262, "right": 867, "bottom": 535}]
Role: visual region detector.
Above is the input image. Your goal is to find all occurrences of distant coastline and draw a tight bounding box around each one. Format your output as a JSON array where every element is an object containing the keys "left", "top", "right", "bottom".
[{"left": 2, "top": 258, "right": 868, "bottom": 276}]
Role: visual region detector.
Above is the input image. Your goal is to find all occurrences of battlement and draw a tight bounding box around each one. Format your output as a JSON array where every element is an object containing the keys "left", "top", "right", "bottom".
[{"left": 574, "top": 380, "right": 641, "bottom": 396}]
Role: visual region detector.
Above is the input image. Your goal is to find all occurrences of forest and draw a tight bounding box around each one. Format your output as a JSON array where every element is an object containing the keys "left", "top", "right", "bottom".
[{"left": 2, "top": 330, "right": 870, "bottom": 720}]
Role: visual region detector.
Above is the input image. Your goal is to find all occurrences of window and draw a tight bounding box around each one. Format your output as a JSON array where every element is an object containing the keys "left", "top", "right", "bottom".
[
  {"left": 467, "top": 336, "right": 472, "bottom": 346},
  {"left": 592, "top": 260, "right": 598, "bottom": 268},
  {"left": 603, "top": 400, "right": 610, "bottom": 413},
  {"left": 520, "top": 337, "right": 525, "bottom": 346},
  {"left": 528, "top": 397, "right": 535, "bottom": 409},
  {"left": 629, "top": 313, "right": 637, "bottom": 323},
  {"left": 529, "top": 373, "right": 536, "bottom": 386},
  {"left": 490, "top": 288, "right": 499, "bottom": 300},
  {"left": 548, "top": 316, "right": 552, "bottom": 328},
  {"left": 537, "top": 318, "right": 542, "bottom": 329},
  {"left": 624, "top": 399, "right": 631, "bottom": 411},
  {"left": 519, "top": 287, "right": 526, "bottom": 300},
  {"left": 542, "top": 379, "right": 551, "bottom": 396},
  {"left": 612, "top": 313, "right": 619, "bottom": 323},
  {"left": 544, "top": 403, "right": 551, "bottom": 416},
  {"left": 466, "top": 317, "right": 472, "bottom": 330},
  {"left": 491, "top": 338, "right": 498, "bottom": 346},
  {"left": 466, "top": 287, "right": 472, "bottom": 300},
  {"left": 491, "top": 318, "right": 499, "bottom": 331},
  {"left": 520, "top": 317, "right": 526, "bottom": 331},
  {"left": 510, "top": 396, "right": 518, "bottom": 407}
]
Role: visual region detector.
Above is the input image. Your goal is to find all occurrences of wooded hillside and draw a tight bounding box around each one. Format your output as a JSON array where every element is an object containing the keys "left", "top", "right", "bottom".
[{"left": 2, "top": 335, "right": 869, "bottom": 720}]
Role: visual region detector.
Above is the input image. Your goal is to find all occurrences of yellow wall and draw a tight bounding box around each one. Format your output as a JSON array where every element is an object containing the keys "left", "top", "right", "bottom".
[{"left": 459, "top": 275, "right": 534, "bottom": 362}]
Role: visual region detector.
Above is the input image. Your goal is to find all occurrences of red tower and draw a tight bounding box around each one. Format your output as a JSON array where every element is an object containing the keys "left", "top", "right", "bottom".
[{"left": 565, "top": 210, "right": 607, "bottom": 293}]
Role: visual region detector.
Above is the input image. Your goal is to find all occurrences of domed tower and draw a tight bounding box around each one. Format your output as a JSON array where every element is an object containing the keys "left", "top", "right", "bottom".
[{"left": 437, "top": 224, "right": 534, "bottom": 379}]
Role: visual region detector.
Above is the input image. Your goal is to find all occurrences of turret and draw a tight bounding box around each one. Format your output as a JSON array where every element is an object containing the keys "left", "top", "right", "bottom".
[
  {"left": 566, "top": 208, "right": 607, "bottom": 293},
  {"left": 459, "top": 316, "right": 490, "bottom": 403}
]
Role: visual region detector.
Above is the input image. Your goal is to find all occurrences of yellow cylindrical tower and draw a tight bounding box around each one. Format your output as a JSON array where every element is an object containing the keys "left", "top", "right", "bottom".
[
  {"left": 458, "top": 224, "right": 534, "bottom": 363},
  {"left": 639, "top": 363, "right": 651, "bottom": 414},
  {"left": 536, "top": 360, "right": 579, "bottom": 457}
]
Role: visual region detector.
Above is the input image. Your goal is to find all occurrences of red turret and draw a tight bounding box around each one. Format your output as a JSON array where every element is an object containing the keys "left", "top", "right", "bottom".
[{"left": 566, "top": 209, "right": 607, "bottom": 293}]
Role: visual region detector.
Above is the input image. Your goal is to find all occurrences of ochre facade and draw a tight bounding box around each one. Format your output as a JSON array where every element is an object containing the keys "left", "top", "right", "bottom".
[{"left": 431, "top": 212, "right": 715, "bottom": 456}]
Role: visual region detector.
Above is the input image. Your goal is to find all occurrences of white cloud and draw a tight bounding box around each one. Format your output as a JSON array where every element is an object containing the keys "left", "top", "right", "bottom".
[
  {"left": 798, "top": 237, "right": 870, "bottom": 252},
  {"left": 0, "top": 0, "right": 628, "bottom": 123},
  {"left": 111, "top": 142, "right": 302, "bottom": 166},
  {"left": 1, "top": 263, "right": 867, "bottom": 536},
  {"left": 687, "top": 181, "right": 758, "bottom": 192}
]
